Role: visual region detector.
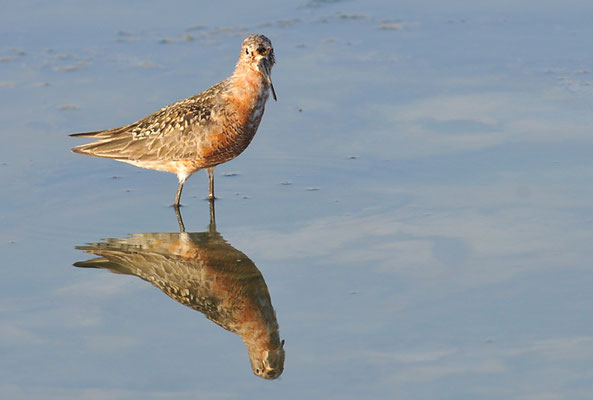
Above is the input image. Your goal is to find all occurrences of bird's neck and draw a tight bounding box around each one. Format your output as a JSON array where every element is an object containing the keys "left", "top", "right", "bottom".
[
  {"left": 228, "top": 67, "right": 270, "bottom": 103},
  {"left": 224, "top": 68, "right": 270, "bottom": 127}
]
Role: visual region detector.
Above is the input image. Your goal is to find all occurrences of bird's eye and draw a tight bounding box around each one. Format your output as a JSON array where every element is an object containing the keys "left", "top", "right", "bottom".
[
  {"left": 245, "top": 48, "right": 249, "bottom": 55},
  {"left": 257, "top": 47, "right": 267, "bottom": 55}
]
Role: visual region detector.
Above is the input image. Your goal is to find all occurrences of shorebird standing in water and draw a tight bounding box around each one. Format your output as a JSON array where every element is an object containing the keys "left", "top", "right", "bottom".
[{"left": 71, "top": 34, "right": 276, "bottom": 206}]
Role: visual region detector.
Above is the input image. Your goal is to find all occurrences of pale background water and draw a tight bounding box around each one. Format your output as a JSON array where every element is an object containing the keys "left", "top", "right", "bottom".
[{"left": 2, "top": 1, "right": 593, "bottom": 399}]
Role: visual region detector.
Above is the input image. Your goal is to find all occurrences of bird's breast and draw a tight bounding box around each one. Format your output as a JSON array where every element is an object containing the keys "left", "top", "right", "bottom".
[{"left": 225, "top": 72, "right": 269, "bottom": 132}]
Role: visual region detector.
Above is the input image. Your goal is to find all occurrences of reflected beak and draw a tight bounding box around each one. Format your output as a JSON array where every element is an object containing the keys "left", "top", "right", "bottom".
[{"left": 261, "top": 58, "right": 277, "bottom": 102}]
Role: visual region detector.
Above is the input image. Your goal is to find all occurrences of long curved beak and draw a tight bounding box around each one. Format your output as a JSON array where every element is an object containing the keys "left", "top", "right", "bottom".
[{"left": 261, "top": 58, "right": 277, "bottom": 102}]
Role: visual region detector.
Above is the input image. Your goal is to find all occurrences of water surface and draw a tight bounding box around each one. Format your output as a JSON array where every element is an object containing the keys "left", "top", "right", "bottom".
[{"left": 2, "top": 1, "right": 593, "bottom": 399}]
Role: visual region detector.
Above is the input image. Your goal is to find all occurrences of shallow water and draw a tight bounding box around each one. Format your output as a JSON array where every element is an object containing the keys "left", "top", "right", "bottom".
[{"left": 2, "top": 1, "right": 593, "bottom": 399}]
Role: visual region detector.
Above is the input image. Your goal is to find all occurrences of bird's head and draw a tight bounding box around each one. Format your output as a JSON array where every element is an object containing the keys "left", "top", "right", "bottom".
[{"left": 239, "top": 34, "right": 277, "bottom": 101}]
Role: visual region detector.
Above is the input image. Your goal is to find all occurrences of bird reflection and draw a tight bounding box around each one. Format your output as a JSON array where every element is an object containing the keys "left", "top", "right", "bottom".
[{"left": 73, "top": 202, "right": 285, "bottom": 379}]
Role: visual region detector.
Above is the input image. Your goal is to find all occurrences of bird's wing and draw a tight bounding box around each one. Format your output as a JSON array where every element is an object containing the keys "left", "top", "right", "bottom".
[
  {"left": 69, "top": 124, "right": 137, "bottom": 138},
  {"left": 70, "top": 81, "right": 226, "bottom": 161}
]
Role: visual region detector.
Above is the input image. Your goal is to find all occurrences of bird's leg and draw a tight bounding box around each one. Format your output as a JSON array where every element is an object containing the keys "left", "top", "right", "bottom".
[
  {"left": 174, "top": 180, "right": 184, "bottom": 207},
  {"left": 173, "top": 177, "right": 186, "bottom": 231},
  {"left": 207, "top": 167, "right": 215, "bottom": 200}
]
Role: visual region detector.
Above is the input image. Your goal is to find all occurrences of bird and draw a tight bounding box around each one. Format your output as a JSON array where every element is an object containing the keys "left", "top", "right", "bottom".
[{"left": 70, "top": 34, "right": 276, "bottom": 206}]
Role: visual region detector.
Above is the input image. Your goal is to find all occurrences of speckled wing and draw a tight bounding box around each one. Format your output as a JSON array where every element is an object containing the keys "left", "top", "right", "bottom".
[{"left": 71, "top": 81, "right": 227, "bottom": 162}]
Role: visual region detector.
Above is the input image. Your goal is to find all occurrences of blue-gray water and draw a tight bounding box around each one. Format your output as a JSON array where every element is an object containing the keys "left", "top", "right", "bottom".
[{"left": 2, "top": 1, "right": 593, "bottom": 399}]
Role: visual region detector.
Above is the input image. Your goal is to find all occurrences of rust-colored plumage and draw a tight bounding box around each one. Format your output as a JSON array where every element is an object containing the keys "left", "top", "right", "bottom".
[{"left": 71, "top": 34, "right": 276, "bottom": 206}]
